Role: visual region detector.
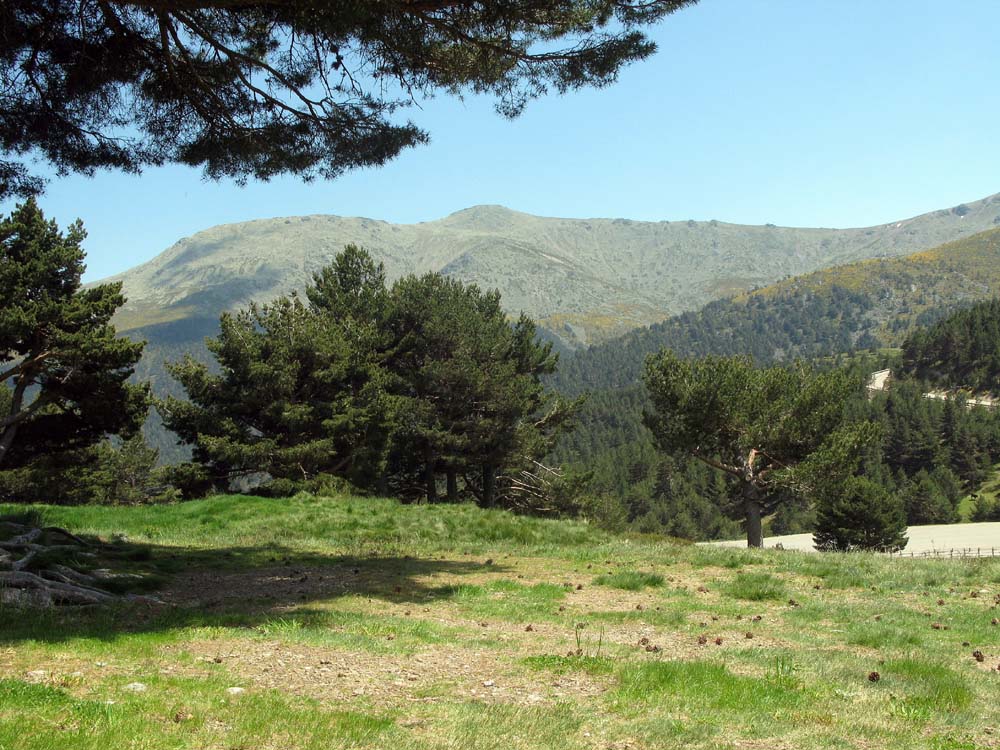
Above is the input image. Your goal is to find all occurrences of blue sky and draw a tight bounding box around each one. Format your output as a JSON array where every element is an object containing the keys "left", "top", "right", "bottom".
[{"left": 5, "top": 0, "right": 1000, "bottom": 281}]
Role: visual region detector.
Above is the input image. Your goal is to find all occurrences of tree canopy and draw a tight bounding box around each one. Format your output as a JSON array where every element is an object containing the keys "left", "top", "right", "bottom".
[
  {"left": 812, "top": 476, "right": 907, "bottom": 552},
  {"left": 161, "top": 291, "right": 394, "bottom": 491},
  {"left": 0, "top": 199, "right": 149, "bottom": 469},
  {"left": 1, "top": 0, "right": 696, "bottom": 199},
  {"left": 162, "top": 245, "right": 575, "bottom": 508}
]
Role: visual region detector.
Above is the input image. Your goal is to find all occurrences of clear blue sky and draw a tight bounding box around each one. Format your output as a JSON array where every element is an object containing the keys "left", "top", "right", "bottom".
[{"left": 5, "top": 0, "right": 1000, "bottom": 282}]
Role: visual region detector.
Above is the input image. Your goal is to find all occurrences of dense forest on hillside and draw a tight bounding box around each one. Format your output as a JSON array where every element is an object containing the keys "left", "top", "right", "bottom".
[
  {"left": 549, "top": 229, "right": 1000, "bottom": 486},
  {"left": 903, "top": 298, "right": 1000, "bottom": 393},
  {"left": 551, "top": 227, "right": 1000, "bottom": 395},
  {"left": 551, "top": 288, "right": 878, "bottom": 395},
  {"left": 555, "top": 353, "right": 1000, "bottom": 540},
  {"left": 550, "top": 232, "right": 1000, "bottom": 540}
]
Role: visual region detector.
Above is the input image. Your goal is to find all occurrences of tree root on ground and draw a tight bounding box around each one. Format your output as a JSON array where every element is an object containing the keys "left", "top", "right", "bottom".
[{"left": 0, "top": 522, "right": 160, "bottom": 607}]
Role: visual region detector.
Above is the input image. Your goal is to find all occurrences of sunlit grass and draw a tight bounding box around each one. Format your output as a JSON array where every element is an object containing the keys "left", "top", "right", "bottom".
[
  {"left": 2, "top": 492, "right": 998, "bottom": 749},
  {"left": 722, "top": 571, "right": 788, "bottom": 601},
  {"left": 592, "top": 570, "right": 665, "bottom": 591}
]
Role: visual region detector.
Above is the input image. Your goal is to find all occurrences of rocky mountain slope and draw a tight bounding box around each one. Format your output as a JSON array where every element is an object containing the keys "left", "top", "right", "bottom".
[
  {"left": 102, "top": 201, "right": 1000, "bottom": 462},
  {"left": 106, "top": 194, "right": 1000, "bottom": 350}
]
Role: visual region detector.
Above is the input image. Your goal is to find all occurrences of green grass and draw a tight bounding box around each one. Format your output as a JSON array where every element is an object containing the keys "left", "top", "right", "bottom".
[
  {"left": 522, "top": 654, "right": 616, "bottom": 676},
  {"left": 959, "top": 465, "right": 1000, "bottom": 521},
  {"left": 614, "top": 659, "right": 806, "bottom": 714},
  {"left": 1, "top": 492, "right": 999, "bottom": 750},
  {"left": 1, "top": 494, "right": 606, "bottom": 557},
  {"left": 0, "top": 675, "right": 402, "bottom": 750},
  {"left": 250, "top": 609, "right": 459, "bottom": 652},
  {"left": 442, "top": 703, "right": 582, "bottom": 750},
  {"left": 439, "top": 579, "right": 567, "bottom": 621},
  {"left": 722, "top": 571, "right": 788, "bottom": 601},
  {"left": 846, "top": 621, "right": 925, "bottom": 649},
  {"left": 592, "top": 570, "right": 665, "bottom": 591}
]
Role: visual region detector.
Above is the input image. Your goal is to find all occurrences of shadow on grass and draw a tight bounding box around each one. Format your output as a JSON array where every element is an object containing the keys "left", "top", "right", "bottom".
[{"left": 0, "top": 536, "right": 506, "bottom": 645}]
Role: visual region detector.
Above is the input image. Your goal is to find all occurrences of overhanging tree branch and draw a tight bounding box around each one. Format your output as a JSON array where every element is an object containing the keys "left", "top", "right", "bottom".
[{"left": 1, "top": 0, "right": 697, "bottom": 199}]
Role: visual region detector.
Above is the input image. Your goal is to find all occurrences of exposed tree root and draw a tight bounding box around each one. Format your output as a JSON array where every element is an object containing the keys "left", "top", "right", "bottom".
[{"left": 0, "top": 522, "right": 160, "bottom": 607}]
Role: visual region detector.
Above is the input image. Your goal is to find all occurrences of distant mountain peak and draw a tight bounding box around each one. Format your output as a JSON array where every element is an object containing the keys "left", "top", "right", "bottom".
[
  {"left": 446, "top": 203, "right": 516, "bottom": 216},
  {"left": 439, "top": 204, "right": 529, "bottom": 229}
]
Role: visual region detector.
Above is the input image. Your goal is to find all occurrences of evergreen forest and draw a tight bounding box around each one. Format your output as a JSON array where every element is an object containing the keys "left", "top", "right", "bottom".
[{"left": 4, "top": 199, "right": 1000, "bottom": 548}]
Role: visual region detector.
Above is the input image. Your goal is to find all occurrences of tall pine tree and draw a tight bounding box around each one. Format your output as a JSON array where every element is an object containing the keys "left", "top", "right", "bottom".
[{"left": 0, "top": 199, "right": 148, "bottom": 473}]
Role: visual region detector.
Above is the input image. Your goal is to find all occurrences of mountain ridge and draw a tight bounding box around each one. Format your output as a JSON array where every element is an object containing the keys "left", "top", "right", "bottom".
[{"left": 103, "top": 192, "right": 1000, "bottom": 349}]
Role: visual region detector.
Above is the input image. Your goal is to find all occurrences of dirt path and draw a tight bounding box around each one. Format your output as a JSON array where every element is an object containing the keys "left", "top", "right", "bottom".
[{"left": 707, "top": 521, "right": 1000, "bottom": 554}]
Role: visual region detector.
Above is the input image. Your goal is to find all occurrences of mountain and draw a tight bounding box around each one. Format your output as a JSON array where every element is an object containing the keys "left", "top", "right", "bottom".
[
  {"left": 552, "top": 227, "right": 1000, "bottom": 395},
  {"left": 99, "top": 194, "right": 1000, "bottom": 461},
  {"left": 107, "top": 194, "right": 1000, "bottom": 351}
]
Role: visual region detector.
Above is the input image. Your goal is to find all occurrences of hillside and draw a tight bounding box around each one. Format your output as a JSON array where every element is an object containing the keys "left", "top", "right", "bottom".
[
  {"left": 903, "top": 298, "right": 1000, "bottom": 394},
  {"left": 553, "top": 227, "right": 1000, "bottom": 395},
  {"left": 107, "top": 194, "right": 1000, "bottom": 353},
  {"left": 98, "top": 194, "right": 999, "bottom": 460},
  {"left": 3, "top": 493, "right": 999, "bottom": 750},
  {"left": 549, "top": 230, "right": 1000, "bottom": 542}
]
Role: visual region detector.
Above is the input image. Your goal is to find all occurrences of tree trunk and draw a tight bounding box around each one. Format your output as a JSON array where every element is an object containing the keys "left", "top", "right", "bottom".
[
  {"left": 481, "top": 463, "right": 496, "bottom": 509},
  {"left": 744, "top": 487, "right": 764, "bottom": 548},
  {"left": 424, "top": 446, "right": 437, "bottom": 503},
  {"left": 0, "top": 372, "right": 30, "bottom": 468},
  {"left": 0, "top": 422, "right": 18, "bottom": 468},
  {"left": 446, "top": 470, "right": 459, "bottom": 502}
]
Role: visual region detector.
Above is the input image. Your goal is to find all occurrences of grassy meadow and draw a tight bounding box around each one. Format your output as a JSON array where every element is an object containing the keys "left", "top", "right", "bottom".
[{"left": 2, "top": 493, "right": 999, "bottom": 749}]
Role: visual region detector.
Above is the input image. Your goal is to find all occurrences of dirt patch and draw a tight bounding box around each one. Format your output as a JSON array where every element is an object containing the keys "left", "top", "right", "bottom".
[
  {"left": 160, "top": 564, "right": 362, "bottom": 608},
  {"left": 177, "top": 638, "right": 609, "bottom": 708}
]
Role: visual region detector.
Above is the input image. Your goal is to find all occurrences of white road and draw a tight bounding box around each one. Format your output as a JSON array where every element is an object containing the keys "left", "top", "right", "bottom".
[{"left": 707, "top": 521, "right": 1000, "bottom": 554}]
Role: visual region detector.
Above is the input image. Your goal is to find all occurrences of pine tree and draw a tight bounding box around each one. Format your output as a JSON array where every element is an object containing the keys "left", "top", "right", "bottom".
[
  {"left": 161, "top": 246, "right": 572, "bottom": 504},
  {"left": 161, "top": 293, "right": 392, "bottom": 491},
  {"left": 813, "top": 477, "right": 908, "bottom": 552},
  {"left": 643, "top": 352, "right": 878, "bottom": 547},
  {"left": 0, "top": 199, "right": 149, "bottom": 473},
  {"left": 3, "top": 1, "right": 696, "bottom": 200},
  {"left": 901, "top": 470, "right": 956, "bottom": 525},
  {"left": 384, "top": 274, "right": 567, "bottom": 507}
]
